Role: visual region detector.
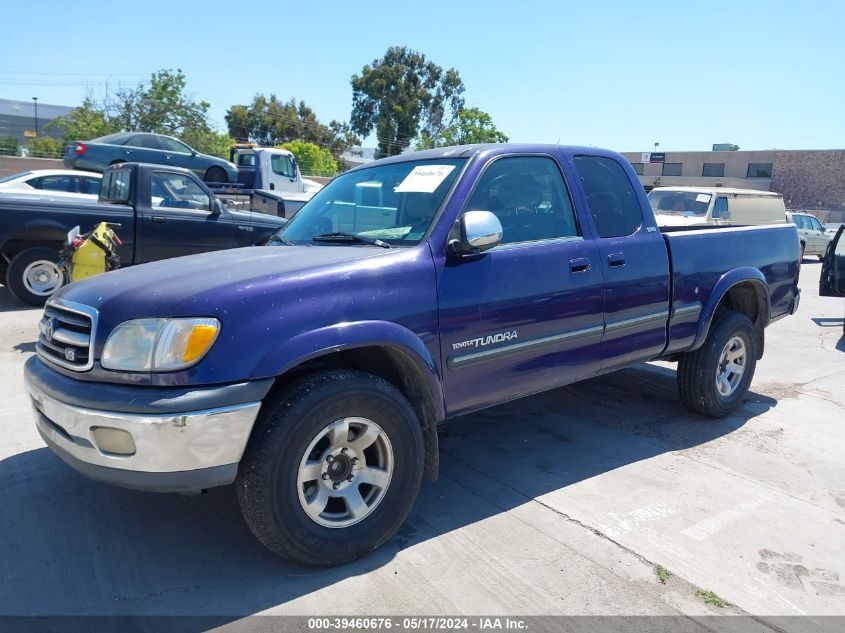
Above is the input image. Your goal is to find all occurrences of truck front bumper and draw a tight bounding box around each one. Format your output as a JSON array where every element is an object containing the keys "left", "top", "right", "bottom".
[{"left": 24, "top": 356, "right": 272, "bottom": 493}]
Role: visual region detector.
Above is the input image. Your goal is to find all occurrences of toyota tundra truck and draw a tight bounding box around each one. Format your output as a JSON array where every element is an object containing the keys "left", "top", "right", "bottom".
[{"left": 24, "top": 144, "right": 801, "bottom": 566}]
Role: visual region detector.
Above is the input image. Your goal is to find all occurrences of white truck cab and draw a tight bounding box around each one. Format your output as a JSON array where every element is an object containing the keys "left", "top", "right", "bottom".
[{"left": 217, "top": 146, "right": 324, "bottom": 218}]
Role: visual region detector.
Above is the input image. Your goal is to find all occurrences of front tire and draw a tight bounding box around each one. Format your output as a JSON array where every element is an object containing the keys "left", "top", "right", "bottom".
[
  {"left": 205, "top": 167, "right": 228, "bottom": 183},
  {"left": 6, "top": 247, "right": 65, "bottom": 306},
  {"left": 236, "top": 370, "right": 425, "bottom": 566},
  {"left": 677, "top": 310, "right": 758, "bottom": 418}
]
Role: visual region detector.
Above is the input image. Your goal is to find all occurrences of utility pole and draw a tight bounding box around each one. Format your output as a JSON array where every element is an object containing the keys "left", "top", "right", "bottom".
[{"left": 32, "top": 97, "right": 38, "bottom": 137}]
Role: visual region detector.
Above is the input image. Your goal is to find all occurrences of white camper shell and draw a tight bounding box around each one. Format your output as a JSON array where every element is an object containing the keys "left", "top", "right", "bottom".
[{"left": 648, "top": 186, "right": 785, "bottom": 227}]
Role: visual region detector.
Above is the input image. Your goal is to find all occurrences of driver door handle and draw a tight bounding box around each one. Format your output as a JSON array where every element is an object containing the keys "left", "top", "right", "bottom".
[
  {"left": 570, "top": 258, "right": 592, "bottom": 273},
  {"left": 607, "top": 253, "right": 626, "bottom": 268},
  {"left": 152, "top": 216, "right": 165, "bottom": 223}
]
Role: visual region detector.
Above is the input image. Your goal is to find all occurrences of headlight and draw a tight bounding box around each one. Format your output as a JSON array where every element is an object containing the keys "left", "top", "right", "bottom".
[{"left": 101, "top": 318, "right": 220, "bottom": 372}]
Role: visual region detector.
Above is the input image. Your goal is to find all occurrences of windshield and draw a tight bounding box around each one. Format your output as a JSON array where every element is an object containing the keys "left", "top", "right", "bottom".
[
  {"left": 276, "top": 158, "right": 466, "bottom": 246},
  {"left": 648, "top": 190, "right": 712, "bottom": 216}
]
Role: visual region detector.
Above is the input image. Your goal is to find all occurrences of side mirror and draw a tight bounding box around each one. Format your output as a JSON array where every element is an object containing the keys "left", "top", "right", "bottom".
[
  {"left": 211, "top": 198, "right": 224, "bottom": 215},
  {"left": 449, "top": 210, "right": 503, "bottom": 256}
]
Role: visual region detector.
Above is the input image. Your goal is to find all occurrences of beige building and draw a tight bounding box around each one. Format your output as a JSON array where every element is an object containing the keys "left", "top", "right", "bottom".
[{"left": 621, "top": 148, "right": 845, "bottom": 222}]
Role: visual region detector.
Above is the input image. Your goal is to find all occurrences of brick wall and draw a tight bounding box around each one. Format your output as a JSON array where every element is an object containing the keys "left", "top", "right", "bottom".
[
  {"left": 771, "top": 151, "right": 845, "bottom": 212},
  {"left": 0, "top": 156, "right": 64, "bottom": 178}
]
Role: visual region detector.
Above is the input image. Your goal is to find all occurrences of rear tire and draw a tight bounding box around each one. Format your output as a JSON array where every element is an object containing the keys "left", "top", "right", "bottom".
[
  {"left": 6, "top": 247, "right": 65, "bottom": 306},
  {"left": 205, "top": 167, "right": 227, "bottom": 183},
  {"left": 677, "top": 310, "right": 758, "bottom": 418},
  {"left": 236, "top": 370, "right": 425, "bottom": 566}
]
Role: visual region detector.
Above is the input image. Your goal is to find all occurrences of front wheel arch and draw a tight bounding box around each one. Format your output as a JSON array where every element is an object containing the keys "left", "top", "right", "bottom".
[{"left": 264, "top": 344, "right": 441, "bottom": 481}]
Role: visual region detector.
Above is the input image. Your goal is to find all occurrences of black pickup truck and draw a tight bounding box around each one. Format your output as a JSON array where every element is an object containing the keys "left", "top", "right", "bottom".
[{"left": 0, "top": 163, "right": 286, "bottom": 305}]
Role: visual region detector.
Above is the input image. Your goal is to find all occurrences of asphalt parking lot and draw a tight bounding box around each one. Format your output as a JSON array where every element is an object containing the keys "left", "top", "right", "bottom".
[{"left": 0, "top": 262, "right": 842, "bottom": 623}]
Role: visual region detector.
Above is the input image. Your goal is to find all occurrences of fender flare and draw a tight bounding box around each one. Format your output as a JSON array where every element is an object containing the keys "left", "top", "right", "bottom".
[
  {"left": 2, "top": 219, "right": 71, "bottom": 250},
  {"left": 691, "top": 267, "right": 770, "bottom": 350},
  {"left": 250, "top": 320, "right": 446, "bottom": 421}
]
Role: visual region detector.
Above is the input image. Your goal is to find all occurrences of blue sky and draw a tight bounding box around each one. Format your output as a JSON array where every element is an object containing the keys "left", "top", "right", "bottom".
[{"left": 1, "top": 0, "right": 841, "bottom": 151}]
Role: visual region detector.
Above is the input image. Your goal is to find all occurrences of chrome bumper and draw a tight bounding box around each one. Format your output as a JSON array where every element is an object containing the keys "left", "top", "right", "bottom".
[{"left": 27, "top": 381, "right": 261, "bottom": 476}]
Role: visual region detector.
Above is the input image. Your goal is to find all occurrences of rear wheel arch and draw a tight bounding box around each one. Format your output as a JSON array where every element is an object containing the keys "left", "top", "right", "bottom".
[
  {"left": 2, "top": 236, "right": 65, "bottom": 260},
  {"left": 264, "top": 344, "right": 441, "bottom": 481},
  {"left": 693, "top": 275, "right": 769, "bottom": 359}
]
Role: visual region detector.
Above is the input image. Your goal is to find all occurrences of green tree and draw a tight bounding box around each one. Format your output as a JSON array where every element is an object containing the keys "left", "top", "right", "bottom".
[
  {"left": 417, "top": 107, "right": 509, "bottom": 149},
  {"left": 112, "top": 69, "right": 212, "bottom": 137},
  {"left": 277, "top": 140, "right": 338, "bottom": 177},
  {"left": 182, "top": 129, "right": 235, "bottom": 159},
  {"left": 46, "top": 98, "right": 118, "bottom": 140},
  {"left": 350, "top": 46, "right": 465, "bottom": 158},
  {"left": 225, "top": 95, "right": 358, "bottom": 164},
  {"left": 0, "top": 136, "right": 19, "bottom": 156},
  {"left": 26, "top": 136, "right": 65, "bottom": 159},
  {"left": 43, "top": 70, "right": 220, "bottom": 150}
]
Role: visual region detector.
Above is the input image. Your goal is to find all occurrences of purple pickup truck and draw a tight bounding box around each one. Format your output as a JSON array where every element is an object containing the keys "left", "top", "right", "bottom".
[{"left": 24, "top": 144, "right": 800, "bottom": 566}]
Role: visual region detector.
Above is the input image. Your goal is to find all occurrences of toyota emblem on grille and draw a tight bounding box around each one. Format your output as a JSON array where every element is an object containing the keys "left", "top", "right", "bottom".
[
  {"left": 64, "top": 348, "right": 76, "bottom": 362},
  {"left": 41, "top": 318, "right": 56, "bottom": 342}
]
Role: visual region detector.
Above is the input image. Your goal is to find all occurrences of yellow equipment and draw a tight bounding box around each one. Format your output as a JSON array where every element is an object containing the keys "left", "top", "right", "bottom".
[{"left": 61, "top": 222, "right": 122, "bottom": 283}]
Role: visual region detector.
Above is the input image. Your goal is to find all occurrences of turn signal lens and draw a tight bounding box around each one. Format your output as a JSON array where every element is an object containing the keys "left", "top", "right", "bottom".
[{"left": 183, "top": 324, "right": 219, "bottom": 362}]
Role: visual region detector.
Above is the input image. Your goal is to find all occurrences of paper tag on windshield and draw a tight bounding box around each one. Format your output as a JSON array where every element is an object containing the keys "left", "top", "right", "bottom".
[
  {"left": 395, "top": 165, "right": 455, "bottom": 193},
  {"left": 695, "top": 193, "right": 712, "bottom": 203}
]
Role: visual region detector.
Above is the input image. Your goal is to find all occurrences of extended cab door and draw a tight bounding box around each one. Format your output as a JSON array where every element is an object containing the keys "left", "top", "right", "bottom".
[
  {"left": 137, "top": 170, "right": 239, "bottom": 262},
  {"left": 571, "top": 155, "right": 670, "bottom": 371},
  {"left": 437, "top": 155, "right": 604, "bottom": 416}
]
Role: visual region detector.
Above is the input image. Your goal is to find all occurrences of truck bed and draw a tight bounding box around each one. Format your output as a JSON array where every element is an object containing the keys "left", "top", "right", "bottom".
[{"left": 662, "top": 223, "right": 800, "bottom": 355}]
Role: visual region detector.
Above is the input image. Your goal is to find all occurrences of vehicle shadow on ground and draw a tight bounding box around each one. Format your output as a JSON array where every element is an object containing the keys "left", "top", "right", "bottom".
[
  {"left": 0, "top": 364, "right": 776, "bottom": 622},
  {"left": 0, "top": 285, "right": 38, "bottom": 314}
]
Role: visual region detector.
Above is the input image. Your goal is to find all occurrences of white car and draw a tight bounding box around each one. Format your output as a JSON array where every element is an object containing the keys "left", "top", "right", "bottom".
[
  {"left": 786, "top": 211, "right": 833, "bottom": 260},
  {"left": 0, "top": 169, "right": 102, "bottom": 201}
]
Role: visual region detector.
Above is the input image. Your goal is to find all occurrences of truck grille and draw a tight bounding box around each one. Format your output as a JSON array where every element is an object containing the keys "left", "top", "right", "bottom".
[{"left": 37, "top": 301, "right": 97, "bottom": 371}]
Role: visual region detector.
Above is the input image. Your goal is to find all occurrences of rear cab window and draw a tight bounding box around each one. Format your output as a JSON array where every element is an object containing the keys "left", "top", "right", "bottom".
[
  {"left": 573, "top": 156, "right": 643, "bottom": 237},
  {"left": 100, "top": 168, "right": 133, "bottom": 203}
]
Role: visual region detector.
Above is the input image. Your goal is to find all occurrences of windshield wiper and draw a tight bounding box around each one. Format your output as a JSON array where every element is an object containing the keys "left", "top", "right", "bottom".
[
  {"left": 268, "top": 233, "right": 294, "bottom": 246},
  {"left": 312, "top": 232, "right": 391, "bottom": 249}
]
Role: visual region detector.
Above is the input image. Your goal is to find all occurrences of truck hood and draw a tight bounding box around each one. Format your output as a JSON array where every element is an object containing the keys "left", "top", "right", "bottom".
[
  {"left": 53, "top": 245, "right": 390, "bottom": 319},
  {"left": 653, "top": 212, "right": 711, "bottom": 227}
]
